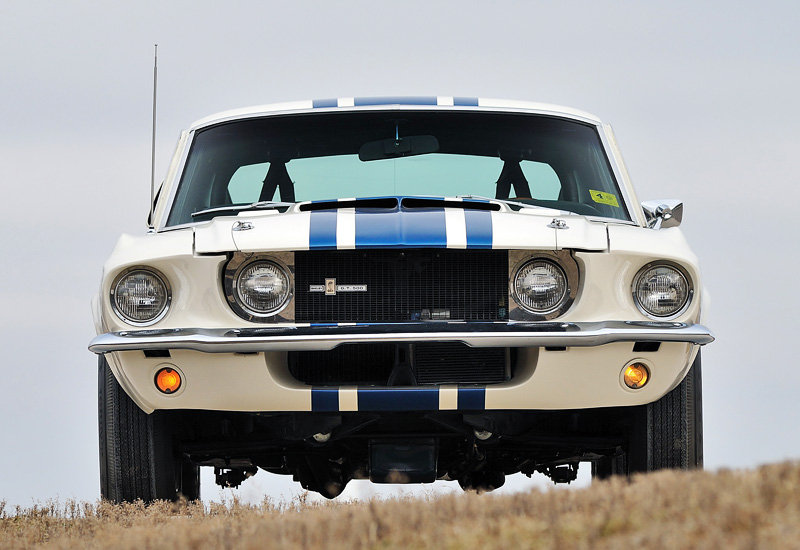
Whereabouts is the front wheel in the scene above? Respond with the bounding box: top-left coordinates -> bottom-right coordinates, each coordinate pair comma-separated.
98,356 -> 199,503
630,350 -> 703,471
594,351 -> 703,479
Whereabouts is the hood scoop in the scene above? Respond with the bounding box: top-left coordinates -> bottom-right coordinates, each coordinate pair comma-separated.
299,196 -> 501,213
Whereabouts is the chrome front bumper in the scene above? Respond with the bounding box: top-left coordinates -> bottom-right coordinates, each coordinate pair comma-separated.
89,321 -> 714,354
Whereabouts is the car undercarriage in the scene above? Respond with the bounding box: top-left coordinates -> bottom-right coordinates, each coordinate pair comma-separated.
167,405 -> 633,497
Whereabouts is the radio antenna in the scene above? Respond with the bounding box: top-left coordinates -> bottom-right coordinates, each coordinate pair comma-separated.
148,44 -> 158,231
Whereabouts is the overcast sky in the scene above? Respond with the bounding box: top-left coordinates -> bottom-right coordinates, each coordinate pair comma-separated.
1,1 -> 799,507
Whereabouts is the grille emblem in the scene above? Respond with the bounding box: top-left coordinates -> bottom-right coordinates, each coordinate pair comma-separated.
309,278 -> 368,295
325,278 -> 336,295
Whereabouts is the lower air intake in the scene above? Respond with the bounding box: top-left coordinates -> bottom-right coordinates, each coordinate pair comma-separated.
288,343 -> 511,386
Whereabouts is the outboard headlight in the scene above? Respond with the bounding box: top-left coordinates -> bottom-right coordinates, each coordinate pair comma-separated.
633,262 -> 692,318
111,267 -> 171,326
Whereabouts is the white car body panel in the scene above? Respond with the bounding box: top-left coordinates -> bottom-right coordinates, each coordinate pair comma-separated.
92,97 -> 714,499
92,97 -> 712,420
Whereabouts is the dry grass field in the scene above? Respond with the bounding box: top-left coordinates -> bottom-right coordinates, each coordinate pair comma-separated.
2,461 -> 799,549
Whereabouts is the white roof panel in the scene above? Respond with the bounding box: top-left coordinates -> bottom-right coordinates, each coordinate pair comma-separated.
188,96 -> 602,130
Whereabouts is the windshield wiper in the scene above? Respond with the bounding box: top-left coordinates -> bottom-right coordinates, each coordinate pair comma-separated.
191,201 -> 295,219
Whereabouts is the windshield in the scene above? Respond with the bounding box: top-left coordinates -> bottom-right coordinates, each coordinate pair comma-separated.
167,111 -> 629,226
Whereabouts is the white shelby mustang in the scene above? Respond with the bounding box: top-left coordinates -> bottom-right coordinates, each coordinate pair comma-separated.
90,96 -> 713,502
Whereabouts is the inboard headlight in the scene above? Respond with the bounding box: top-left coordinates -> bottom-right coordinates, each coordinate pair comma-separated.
633,263 -> 692,318
513,259 -> 568,314
234,260 -> 291,316
111,268 -> 171,326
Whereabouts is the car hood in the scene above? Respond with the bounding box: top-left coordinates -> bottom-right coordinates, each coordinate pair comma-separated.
193,198 -> 609,254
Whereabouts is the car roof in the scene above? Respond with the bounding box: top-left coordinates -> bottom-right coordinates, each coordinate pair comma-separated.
189,97 -> 603,131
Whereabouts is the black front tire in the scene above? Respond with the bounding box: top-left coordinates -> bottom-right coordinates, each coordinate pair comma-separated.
98,356 -> 199,503
593,351 -> 703,479
628,350 -> 704,472
591,452 -> 627,480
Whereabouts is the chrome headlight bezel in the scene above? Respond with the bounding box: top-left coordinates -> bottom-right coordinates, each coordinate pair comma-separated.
632,261 -> 694,320
224,254 -> 294,321
110,267 -> 171,326
509,251 -> 578,320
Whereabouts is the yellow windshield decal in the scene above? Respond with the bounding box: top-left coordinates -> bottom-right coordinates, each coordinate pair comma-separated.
590,190 -> 619,207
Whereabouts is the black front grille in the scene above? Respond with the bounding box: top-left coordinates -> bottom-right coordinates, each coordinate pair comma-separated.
288,343 -> 511,386
294,249 -> 508,323
289,344 -> 395,386
414,343 -> 509,384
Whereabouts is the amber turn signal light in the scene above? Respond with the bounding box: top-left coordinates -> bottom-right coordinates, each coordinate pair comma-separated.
155,367 -> 182,394
623,363 -> 650,389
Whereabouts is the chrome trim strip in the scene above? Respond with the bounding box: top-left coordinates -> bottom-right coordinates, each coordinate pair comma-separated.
89,321 -> 714,354
598,124 -> 639,225
156,128 -> 195,232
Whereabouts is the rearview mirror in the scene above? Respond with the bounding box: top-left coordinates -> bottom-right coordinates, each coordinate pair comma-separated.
359,135 -> 440,161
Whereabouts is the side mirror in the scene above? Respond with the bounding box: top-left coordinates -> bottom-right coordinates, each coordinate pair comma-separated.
641,199 -> 683,229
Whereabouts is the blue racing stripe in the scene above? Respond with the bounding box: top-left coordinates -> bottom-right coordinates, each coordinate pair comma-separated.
354,209 -> 400,248
464,209 -> 493,248
453,97 -> 479,106
312,388 -> 339,412
312,98 -> 338,108
402,209 -> 447,247
358,388 -> 439,411
457,387 -> 486,410
309,210 -> 338,249
354,209 -> 447,248
354,96 -> 438,106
